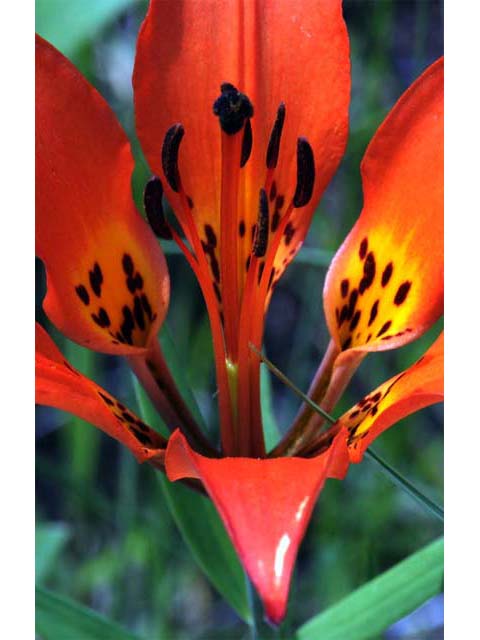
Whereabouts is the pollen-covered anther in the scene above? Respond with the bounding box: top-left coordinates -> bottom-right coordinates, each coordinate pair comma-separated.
266,103 -> 286,169
144,176 -> 173,240
213,82 -> 254,135
253,189 -> 269,258
293,137 -> 315,208
240,119 -> 253,168
162,123 -> 184,192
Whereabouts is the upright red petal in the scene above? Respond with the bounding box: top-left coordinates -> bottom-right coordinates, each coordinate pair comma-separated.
36,323 -> 166,462
36,35 -> 169,355
324,58 -> 443,354
338,332 -> 443,463
134,0 -> 350,289
165,428 -> 348,625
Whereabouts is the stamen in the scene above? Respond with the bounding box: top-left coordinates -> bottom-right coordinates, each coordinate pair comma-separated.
240,118 -> 253,168
266,103 -> 286,169
253,189 -> 269,258
293,137 -> 315,208
162,124 -> 184,192
213,83 -> 254,135
143,176 -> 173,240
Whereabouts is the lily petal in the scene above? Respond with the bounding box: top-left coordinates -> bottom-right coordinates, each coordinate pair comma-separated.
36,323 -> 167,462
338,332 -> 443,464
134,0 -> 350,288
36,35 -> 169,355
324,58 -> 443,354
165,428 -> 348,625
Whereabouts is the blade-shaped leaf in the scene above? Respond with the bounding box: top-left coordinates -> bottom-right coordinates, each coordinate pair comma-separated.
295,537 -> 443,640
35,586 -> 142,640
133,329 -> 251,623
36,523 -> 70,583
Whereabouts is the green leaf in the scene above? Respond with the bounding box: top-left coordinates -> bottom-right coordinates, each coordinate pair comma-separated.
35,0 -> 134,58
36,524 -> 70,582
295,537 -> 444,640
35,586 -> 142,640
132,330 -> 251,623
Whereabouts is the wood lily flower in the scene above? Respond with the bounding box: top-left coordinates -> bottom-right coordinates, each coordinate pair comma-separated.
35,0 -> 443,626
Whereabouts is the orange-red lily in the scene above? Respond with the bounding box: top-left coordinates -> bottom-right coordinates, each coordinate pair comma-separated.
36,0 -> 443,626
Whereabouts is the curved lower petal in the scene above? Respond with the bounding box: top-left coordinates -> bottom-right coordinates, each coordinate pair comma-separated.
324,58 -> 443,354
165,428 -> 348,625
36,35 -> 169,355
134,0 -> 350,290
338,333 -> 443,463
36,323 -> 166,462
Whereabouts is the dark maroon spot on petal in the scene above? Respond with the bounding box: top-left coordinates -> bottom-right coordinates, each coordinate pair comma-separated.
141,294 -> 153,321
394,281 -> 412,305
339,304 -> 349,327
347,289 -> 358,321
122,411 -> 135,423
266,103 -> 286,170
276,195 -> 285,211
116,401 -> 126,411
204,224 -> 217,248
245,256 -> 251,272
372,392 -> 382,402
239,220 -> 246,238
186,196 -> 194,209
349,310 -> 361,331
359,237 -> 368,260
349,410 -> 360,419
89,262 -> 103,297
210,253 -> 220,283
62,360 -> 79,375
269,180 -> 277,202
359,252 -> 376,294
271,211 -> 281,233
91,307 -> 110,328
357,397 -> 368,407
213,282 -> 222,303
75,284 -> 90,305
133,296 -> 146,330
366,333 -> 372,342
284,221 -> 295,246
98,392 -> 114,406
342,336 -> 352,350
370,406 -> 378,416
340,279 -> 349,298
130,427 -> 153,446
122,254 -> 134,276
368,300 -> 379,326
257,261 -> 265,284
381,262 -> 393,287
240,118 -> 253,167
135,419 -> 150,433
377,320 -> 392,337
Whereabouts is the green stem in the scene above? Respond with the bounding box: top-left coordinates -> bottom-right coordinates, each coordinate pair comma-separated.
365,448 -> 444,523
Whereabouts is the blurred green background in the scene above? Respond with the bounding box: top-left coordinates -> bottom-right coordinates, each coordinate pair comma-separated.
36,1 -> 444,638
